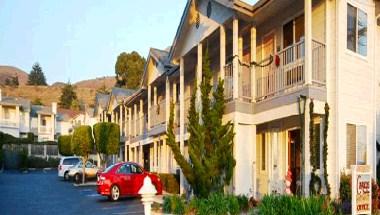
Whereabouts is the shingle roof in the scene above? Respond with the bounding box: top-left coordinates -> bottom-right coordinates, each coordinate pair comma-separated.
110,87 -> 136,103
31,105 -> 53,116
0,96 -> 31,111
150,48 -> 169,65
95,93 -> 111,110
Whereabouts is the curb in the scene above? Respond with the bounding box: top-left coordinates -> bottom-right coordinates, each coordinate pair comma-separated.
73,182 -> 97,187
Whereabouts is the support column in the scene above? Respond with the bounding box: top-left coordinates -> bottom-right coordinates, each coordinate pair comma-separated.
220,25 -> 226,80
148,85 -> 151,128
165,77 -> 170,126
134,104 -> 137,137
179,57 -> 185,194
303,98 -> 311,196
232,18 -> 239,99
251,26 -> 257,101
173,83 -> 177,103
153,140 -> 157,172
154,87 -> 157,106
196,43 -> 203,110
37,114 -> 41,135
119,105 -> 123,135
163,138 -> 168,173
0,105 -> 2,123
124,105 -> 127,137
140,144 -> 143,166
140,99 -> 144,134
304,0 -> 312,85
128,107 -> 132,138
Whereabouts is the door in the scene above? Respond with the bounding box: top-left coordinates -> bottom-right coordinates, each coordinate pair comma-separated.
288,129 -> 301,195
117,163 -> 133,195
256,133 -> 268,197
130,164 -> 145,194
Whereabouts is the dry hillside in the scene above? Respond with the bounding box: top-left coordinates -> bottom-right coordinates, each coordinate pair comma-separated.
0,66 -> 28,85
74,76 -> 115,89
1,85 -> 97,107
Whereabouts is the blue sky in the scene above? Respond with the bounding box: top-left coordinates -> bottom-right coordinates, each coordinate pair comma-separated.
0,0 -> 186,84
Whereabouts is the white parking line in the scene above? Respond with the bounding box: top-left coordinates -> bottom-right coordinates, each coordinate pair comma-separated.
112,211 -> 144,215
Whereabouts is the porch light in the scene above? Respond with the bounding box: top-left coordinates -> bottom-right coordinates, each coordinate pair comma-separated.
298,95 -> 307,115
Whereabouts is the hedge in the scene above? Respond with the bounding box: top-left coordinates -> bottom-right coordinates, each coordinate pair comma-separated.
58,135 -> 73,156
159,173 -> 180,194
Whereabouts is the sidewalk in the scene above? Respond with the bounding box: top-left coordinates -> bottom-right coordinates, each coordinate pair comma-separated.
73,181 -> 97,187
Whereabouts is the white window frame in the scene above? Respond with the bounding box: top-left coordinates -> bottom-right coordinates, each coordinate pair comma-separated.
346,2 -> 368,57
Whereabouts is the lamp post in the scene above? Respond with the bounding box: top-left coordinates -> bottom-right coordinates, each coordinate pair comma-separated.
298,95 -> 306,196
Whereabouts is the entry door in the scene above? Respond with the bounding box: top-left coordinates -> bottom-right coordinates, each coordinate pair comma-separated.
288,129 -> 301,194
143,145 -> 150,171
256,133 -> 269,197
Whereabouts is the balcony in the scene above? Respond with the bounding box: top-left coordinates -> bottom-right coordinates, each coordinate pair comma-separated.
224,62 -> 252,102
256,40 -> 326,101
0,119 -> 18,128
149,99 -> 166,127
39,126 -> 52,134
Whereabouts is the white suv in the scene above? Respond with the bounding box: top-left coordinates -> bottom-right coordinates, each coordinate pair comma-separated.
58,156 -> 81,180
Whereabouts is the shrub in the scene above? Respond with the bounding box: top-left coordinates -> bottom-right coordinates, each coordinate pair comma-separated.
236,194 -> 249,212
27,156 -> 59,168
159,173 -> 180,194
19,149 -> 28,170
339,173 -> 351,202
163,195 -> 185,215
257,195 -> 334,215
58,135 -> 73,156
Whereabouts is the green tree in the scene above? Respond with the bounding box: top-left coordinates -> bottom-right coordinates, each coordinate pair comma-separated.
58,135 -> 73,156
71,126 -> 94,184
96,83 -> 110,95
12,75 -> 19,86
32,98 -> 43,105
93,122 -> 120,167
166,50 -> 235,198
27,63 -> 47,86
115,51 -> 146,88
59,82 -> 77,109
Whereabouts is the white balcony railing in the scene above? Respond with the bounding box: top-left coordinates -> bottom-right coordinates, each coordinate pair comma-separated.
0,119 -> 18,128
150,99 -> 166,127
39,126 -> 52,133
256,40 -> 326,101
224,62 -> 252,101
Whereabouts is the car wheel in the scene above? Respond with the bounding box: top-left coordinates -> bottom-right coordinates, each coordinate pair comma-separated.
110,185 -> 120,201
74,173 -> 81,184
64,172 -> 69,181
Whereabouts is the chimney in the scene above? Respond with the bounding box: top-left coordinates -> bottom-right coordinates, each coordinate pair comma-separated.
52,102 -> 57,114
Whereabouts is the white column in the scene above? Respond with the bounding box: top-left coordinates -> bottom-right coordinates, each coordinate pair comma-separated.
153,87 -> 157,106
140,100 -> 144,134
232,18 -> 239,99
304,0 -> 312,85
120,105 -> 123,134
153,140 -> 157,172
251,26 -> 257,101
128,107 -> 132,137
165,77 -> 170,125
16,106 -> 20,127
134,104 -> 137,137
37,114 -> 41,134
163,138 -> 168,173
51,114 -> 55,140
148,85 -> 151,128
173,83 -> 177,103
124,105 -> 127,136
140,144 -> 143,166
220,25 -> 226,80
0,105 -> 2,123
179,57 -> 185,194
197,43 -> 203,109
303,98 -> 311,196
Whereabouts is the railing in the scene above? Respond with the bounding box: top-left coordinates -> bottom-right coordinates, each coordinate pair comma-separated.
0,119 -> 18,128
224,62 -> 252,101
224,63 -> 233,100
3,143 -> 59,158
150,99 -> 166,127
255,40 -> 326,101
184,97 -> 191,125
39,126 -> 52,133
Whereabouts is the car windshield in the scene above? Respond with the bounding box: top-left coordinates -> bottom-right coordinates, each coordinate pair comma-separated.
103,164 -> 116,173
62,158 -> 80,165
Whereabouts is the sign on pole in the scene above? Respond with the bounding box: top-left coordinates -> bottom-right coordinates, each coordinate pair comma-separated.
351,165 -> 371,215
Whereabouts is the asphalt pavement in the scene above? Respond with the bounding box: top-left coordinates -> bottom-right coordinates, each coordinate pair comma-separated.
0,170 -> 144,215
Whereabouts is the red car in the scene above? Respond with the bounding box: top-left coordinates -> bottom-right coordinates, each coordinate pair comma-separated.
97,162 -> 162,201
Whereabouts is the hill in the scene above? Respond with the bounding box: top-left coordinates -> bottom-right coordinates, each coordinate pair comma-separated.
0,66 -> 29,86
74,76 -> 115,89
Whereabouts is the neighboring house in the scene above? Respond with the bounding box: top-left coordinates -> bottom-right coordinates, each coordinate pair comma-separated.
93,93 -> 111,123
30,104 -> 57,142
118,0 -> 380,199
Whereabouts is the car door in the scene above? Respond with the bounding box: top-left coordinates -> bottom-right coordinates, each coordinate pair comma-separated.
130,164 -> 145,195
85,162 -> 96,178
116,164 -> 133,195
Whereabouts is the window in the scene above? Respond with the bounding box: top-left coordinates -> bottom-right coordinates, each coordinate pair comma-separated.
283,15 -> 305,48
347,4 -> 367,56
261,133 -> 266,171
117,164 -> 131,174
62,158 -> 80,165
42,118 -> 47,126
131,164 -> 143,174
346,124 -> 367,168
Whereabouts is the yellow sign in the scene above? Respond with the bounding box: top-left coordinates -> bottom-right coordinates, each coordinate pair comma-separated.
352,165 -> 371,215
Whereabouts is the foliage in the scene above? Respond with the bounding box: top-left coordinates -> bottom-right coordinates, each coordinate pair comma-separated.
163,195 -> 185,215
93,122 -> 120,167
5,75 -> 19,87
323,103 -> 331,196
18,149 -> 28,170
27,156 -> 60,168
257,195 -> 334,215
372,179 -> 379,214
236,195 -> 249,212
59,82 -> 78,109
96,83 -> 110,94
339,173 -> 351,202
58,135 -> 73,156
27,63 -> 47,86
115,51 -> 146,88
159,173 -> 180,194
309,172 -> 322,195
71,125 -> 94,183
32,98 -> 44,105
166,50 -> 235,198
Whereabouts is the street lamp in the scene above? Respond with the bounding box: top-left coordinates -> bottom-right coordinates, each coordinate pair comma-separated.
298,95 -> 306,196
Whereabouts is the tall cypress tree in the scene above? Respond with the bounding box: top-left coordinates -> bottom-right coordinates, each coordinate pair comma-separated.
166,50 -> 235,198
28,63 -> 47,86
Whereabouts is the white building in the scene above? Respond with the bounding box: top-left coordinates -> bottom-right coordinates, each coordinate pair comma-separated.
115,0 -> 380,199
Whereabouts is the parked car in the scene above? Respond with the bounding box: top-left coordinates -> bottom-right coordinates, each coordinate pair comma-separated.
97,162 -> 162,201
68,161 -> 99,183
58,156 -> 81,181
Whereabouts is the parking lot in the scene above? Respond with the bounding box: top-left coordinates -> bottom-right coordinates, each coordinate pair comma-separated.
0,170 -> 144,215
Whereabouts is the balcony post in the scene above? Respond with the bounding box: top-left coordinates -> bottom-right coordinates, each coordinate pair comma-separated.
124,105 -> 127,137
148,85 -> 151,128
196,42 -> 203,110
179,57 -> 185,194
251,26 -> 257,101
233,18 -> 239,99
140,99 -> 143,135
0,105 -> 2,124
154,87 -> 157,106
134,104 -> 137,137
37,114 -> 41,135
165,77 -> 170,126
172,82 -> 177,103
304,0 -> 312,85
128,107 -> 132,137
220,25 -> 226,80
16,106 -> 20,128
119,104 -> 123,135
